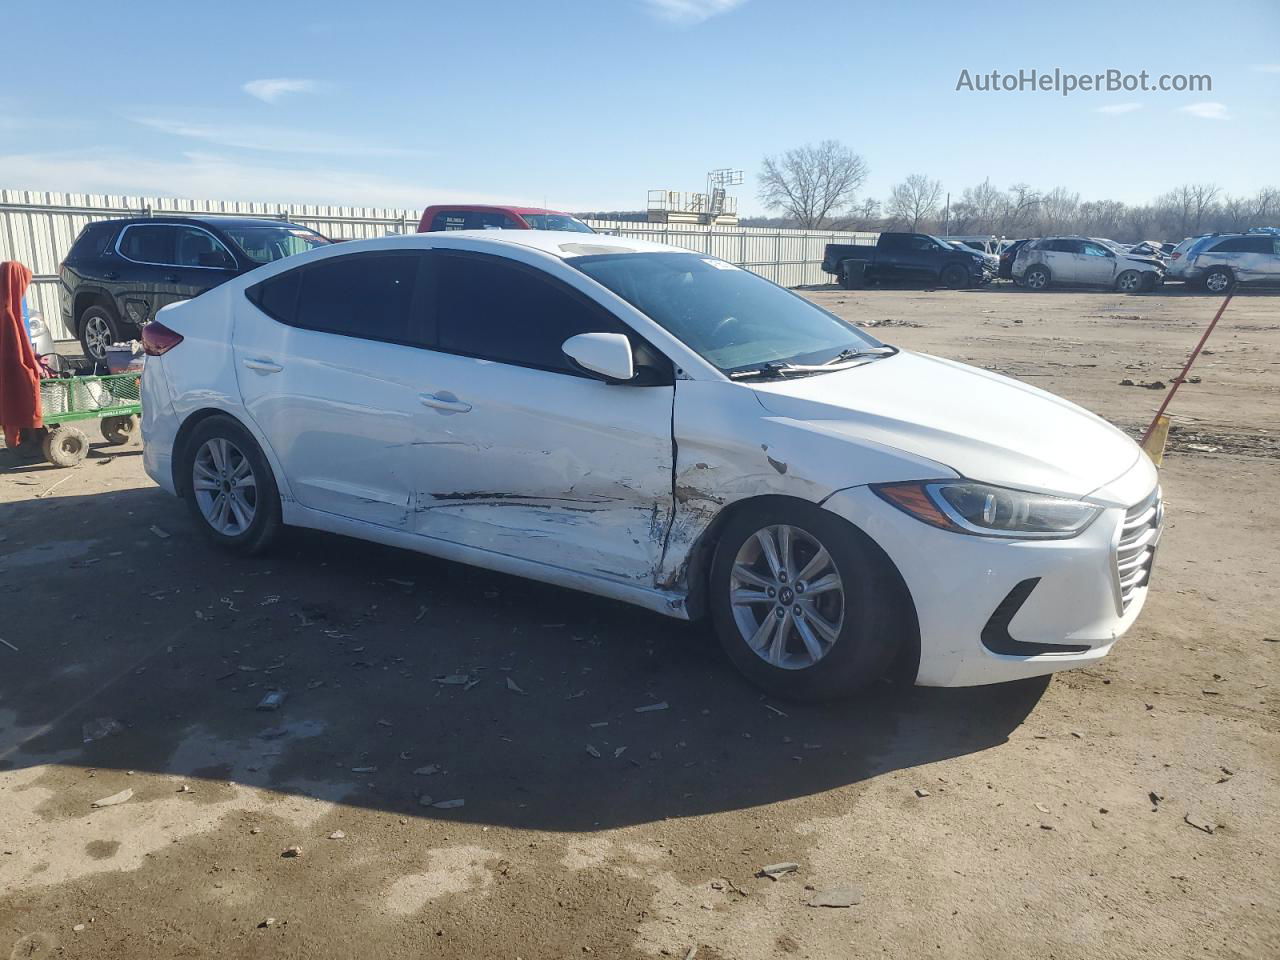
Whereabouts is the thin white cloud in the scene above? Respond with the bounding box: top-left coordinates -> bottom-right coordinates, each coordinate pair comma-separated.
242,78 -> 322,104
1178,101 -> 1229,120
1251,64 -> 1280,73
131,116 -> 415,158
1095,102 -> 1143,114
0,149 -> 535,210
642,0 -> 746,24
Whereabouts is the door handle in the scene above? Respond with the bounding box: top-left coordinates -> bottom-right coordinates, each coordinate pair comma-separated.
419,391 -> 471,414
243,358 -> 283,374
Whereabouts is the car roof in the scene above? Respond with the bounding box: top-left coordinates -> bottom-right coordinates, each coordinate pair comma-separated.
372,229 -> 676,260
421,205 -> 575,217
92,215 -> 317,232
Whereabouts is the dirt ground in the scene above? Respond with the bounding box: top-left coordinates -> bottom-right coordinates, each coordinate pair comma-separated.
1,284 -> 1276,960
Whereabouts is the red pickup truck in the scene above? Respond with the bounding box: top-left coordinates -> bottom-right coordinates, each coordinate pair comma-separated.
418,205 -> 594,234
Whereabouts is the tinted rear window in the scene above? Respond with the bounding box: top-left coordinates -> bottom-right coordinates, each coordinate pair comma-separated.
69,222 -> 118,259
296,253 -> 420,342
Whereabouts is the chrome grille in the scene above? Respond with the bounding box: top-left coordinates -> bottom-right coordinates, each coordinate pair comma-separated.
1115,487 -> 1162,611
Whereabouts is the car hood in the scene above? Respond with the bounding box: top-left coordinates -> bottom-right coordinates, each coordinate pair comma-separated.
749,351 -> 1142,500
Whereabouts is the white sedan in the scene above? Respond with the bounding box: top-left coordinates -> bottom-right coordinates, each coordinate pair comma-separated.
140,231 -> 1162,700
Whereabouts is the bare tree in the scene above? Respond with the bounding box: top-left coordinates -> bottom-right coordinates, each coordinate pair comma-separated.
1038,187 -> 1080,234
886,174 -> 943,231
758,140 -> 869,228
998,183 -> 1041,235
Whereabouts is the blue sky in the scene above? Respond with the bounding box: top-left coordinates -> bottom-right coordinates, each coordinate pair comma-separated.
2,0 -> 1277,214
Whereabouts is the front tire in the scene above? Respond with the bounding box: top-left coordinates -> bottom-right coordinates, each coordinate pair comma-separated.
1204,268 -> 1234,294
1023,266 -> 1051,291
709,500 -> 905,701
940,264 -> 969,289
1116,270 -> 1143,293
182,416 -> 282,555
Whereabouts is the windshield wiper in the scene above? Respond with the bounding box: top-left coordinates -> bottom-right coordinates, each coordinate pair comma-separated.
727,361 -> 805,380
821,346 -> 897,365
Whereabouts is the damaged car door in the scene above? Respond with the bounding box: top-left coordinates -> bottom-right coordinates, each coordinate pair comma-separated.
409,250 -> 676,586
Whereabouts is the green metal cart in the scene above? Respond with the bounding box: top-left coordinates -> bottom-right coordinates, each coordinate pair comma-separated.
27,372 -> 142,467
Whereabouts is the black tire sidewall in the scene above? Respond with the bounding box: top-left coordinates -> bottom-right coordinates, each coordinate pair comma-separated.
941,264 -> 968,288
182,416 -> 282,555
709,500 -> 902,701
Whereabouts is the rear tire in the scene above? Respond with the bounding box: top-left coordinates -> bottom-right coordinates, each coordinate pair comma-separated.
709,500 -> 905,701
838,260 -> 865,289
1023,266 -> 1051,291
42,425 -> 88,467
181,416 -> 282,555
78,306 -> 122,363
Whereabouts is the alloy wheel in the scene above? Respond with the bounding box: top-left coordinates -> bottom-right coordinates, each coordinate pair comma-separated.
729,524 -> 845,670
1206,271 -> 1231,293
192,437 -> 258,536
84,316 -> 112,359
1026,270 -> 1047,289
1117,271 -> 1141,292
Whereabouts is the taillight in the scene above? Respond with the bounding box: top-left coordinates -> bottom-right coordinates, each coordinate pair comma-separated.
1171,252 -> 1181,260
141,322 -> 184,356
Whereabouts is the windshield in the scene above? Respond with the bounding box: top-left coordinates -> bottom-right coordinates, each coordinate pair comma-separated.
521,214 -> 595,234
569,252 -> 881,374
221,224 -> 331,264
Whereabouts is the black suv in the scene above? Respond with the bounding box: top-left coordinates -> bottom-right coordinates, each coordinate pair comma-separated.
59,216 -> 331,361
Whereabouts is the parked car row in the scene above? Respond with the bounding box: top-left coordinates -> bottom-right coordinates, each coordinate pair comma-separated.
1165,228 -> 1280,292
822,232 -> 998,289
1011,236 -> 1166,292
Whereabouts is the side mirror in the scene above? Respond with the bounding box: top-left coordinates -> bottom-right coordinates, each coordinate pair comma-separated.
198,250 -> 234,268
562,332 -> 634,383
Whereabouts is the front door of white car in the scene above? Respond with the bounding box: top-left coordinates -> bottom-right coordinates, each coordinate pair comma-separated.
1077,241 -> 1119,285
405,251 -> 676,586
234,249 -> 431,529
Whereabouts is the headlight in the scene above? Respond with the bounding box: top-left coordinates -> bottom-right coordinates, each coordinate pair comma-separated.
27,312 -> 46,336
872,480 -> 1101,539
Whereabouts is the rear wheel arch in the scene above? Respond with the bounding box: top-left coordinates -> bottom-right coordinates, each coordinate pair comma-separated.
73,290 -> 118,335
172,409 -> 279,500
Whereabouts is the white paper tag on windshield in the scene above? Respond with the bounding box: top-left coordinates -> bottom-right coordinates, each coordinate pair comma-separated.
702,258 -> 740,270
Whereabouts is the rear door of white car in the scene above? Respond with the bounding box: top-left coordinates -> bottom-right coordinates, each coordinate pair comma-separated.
407,250 -> 677,587
234,249 -> 431,528
1038,239 -> 1080,282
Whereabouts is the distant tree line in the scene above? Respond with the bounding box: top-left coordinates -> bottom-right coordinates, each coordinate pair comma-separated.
749,141 -> 1279,243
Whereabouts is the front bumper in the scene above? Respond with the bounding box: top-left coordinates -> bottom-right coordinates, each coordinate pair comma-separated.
823,476 -> 1161,687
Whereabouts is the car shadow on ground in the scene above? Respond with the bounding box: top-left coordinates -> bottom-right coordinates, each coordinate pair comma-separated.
1,483 -> 1049,832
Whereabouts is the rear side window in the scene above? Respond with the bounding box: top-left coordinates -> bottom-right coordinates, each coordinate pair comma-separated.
435,253 -> 627,374
1210,236 -> 1273,254
431,212 -> 469,231
296,253 -> 421,342
118,224 -> 178,264
247,269 -> 301,322
246,252 -> 424,344
69,221 -> 117,260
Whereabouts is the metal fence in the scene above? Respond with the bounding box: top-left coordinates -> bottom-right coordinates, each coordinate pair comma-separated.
0,190 -> 877,341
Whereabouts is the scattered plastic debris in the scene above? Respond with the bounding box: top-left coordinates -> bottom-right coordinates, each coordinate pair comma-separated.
432,798 -> 465,809
91,788 -> 134,808
506,677 -> 527,695
256,691 -> 287,711
759,862 -> 799,879
281,846 -> 303,858
1184,813 -> 1216,834
634,701 -> 669,713
413,764 -> 441,776
328,830 -> 346,840
149,525 -> 170,539
585,744 -> 602,758
914,788 -> 930,798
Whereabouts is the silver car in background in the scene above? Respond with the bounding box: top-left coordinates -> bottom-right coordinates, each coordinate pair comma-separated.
1012,236 -> 1164,292
1177,230 -> 1280,292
